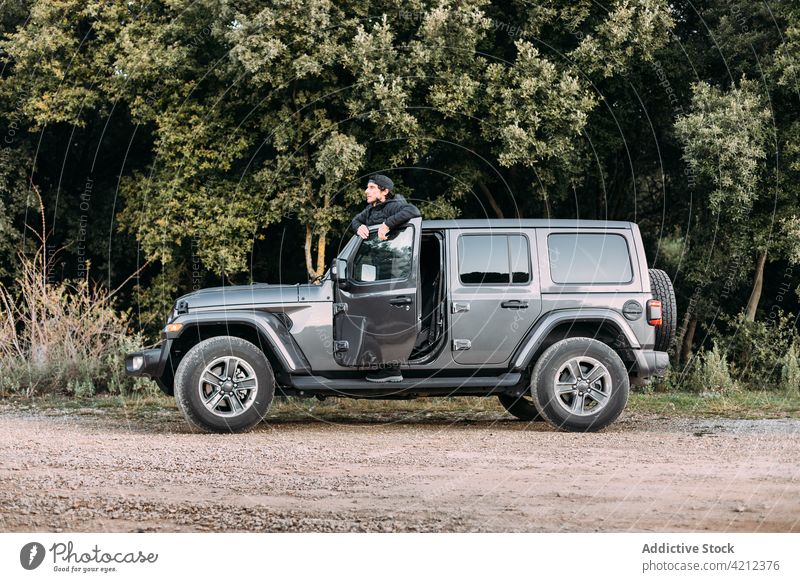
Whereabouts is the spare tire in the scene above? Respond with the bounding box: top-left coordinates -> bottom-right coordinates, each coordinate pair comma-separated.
649,269 -> 676,352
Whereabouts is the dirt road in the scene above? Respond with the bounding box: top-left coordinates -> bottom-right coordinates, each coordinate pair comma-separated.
1,403 -> 798,532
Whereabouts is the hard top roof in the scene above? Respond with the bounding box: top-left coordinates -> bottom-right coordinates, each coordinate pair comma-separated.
419,218 -> 633,229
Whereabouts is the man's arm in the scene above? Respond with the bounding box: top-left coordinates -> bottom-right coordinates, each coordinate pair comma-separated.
350,206 -> 370,232
383,200 -> 421,229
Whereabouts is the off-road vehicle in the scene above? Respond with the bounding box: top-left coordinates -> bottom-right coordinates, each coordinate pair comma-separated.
126,218 -> 675,433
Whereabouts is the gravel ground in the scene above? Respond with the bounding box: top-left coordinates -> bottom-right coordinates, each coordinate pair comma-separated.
1,404 -> 798,533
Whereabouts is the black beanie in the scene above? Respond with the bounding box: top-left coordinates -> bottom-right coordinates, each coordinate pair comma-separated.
368,174 -> 394,192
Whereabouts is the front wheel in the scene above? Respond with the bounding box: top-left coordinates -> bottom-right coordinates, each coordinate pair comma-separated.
174,336 -> 275,433
530,337 -> 629,432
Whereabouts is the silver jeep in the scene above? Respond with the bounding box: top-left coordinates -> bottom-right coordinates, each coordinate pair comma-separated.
126,218 -> 675,433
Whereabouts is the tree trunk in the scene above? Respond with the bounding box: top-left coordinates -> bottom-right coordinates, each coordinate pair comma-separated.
314,228 -> 328,279
541,188 -> 551,218
681,316 -> 697,365
311,192 -> 330,280
304,224 -> 314,279
745,249 -> 767,322
477,180 -> 504,218
674,309 -> 691,366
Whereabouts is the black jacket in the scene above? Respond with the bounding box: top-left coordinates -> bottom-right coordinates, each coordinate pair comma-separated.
350,195 -> 421,232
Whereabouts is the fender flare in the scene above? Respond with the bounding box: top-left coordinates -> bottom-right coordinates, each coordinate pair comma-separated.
511,309 -> 640,371
165,310 -> 311,374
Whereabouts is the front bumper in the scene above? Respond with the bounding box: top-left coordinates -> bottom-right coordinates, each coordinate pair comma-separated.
125,340 -> 172,379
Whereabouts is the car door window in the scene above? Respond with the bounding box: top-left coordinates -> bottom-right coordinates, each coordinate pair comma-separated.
352,227 -> 413,282
458,234 -> 530,285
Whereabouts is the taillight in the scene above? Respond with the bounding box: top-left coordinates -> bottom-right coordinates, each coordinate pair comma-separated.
647,299 -> 662,326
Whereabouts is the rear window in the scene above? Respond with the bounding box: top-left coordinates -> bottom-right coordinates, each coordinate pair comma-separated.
548,233 -> 633,284
458,235 -> 531,285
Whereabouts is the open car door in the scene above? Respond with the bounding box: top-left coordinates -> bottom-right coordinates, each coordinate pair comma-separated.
333,218 -> 422,367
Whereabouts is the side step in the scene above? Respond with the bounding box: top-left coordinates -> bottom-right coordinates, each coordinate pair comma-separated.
287,372 -> 522,395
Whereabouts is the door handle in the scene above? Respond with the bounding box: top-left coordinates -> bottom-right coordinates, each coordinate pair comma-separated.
389,296 -> 412,306
501,300 -> 529,309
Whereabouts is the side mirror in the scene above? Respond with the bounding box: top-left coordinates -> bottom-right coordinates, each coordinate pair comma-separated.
333,258 -> 349,287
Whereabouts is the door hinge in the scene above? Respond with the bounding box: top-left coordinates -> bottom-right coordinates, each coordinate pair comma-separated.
334,340 -> 349,352
333,302 -> 348,315
453,339 -> 472,351
452,302 -> 470,313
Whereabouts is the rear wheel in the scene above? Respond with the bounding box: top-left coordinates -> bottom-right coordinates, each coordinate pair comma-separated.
498,393 -> 542,421
530,337 -> 629,432
649,269 -> 676,352
174,336 -> 275,433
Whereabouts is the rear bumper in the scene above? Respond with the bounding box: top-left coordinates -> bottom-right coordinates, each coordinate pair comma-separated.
125,340 -> 172,379
632,349 -> 669,380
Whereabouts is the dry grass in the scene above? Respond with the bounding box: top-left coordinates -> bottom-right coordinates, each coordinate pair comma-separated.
0,246 -> 150,397
4,390 -> 799,424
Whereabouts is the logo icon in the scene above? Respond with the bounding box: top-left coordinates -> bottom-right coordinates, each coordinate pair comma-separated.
20,542 -> 46,570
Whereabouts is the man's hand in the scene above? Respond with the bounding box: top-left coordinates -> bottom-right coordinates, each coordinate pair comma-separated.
357,224 -> 369,239
377,223 -> 390,240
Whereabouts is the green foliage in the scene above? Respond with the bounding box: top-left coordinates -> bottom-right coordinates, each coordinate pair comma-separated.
0,0 -> 798,392
685,343 -> 739,394
571,0 -> 675,78
675,79 -> 771,221
780,341 -> 800,395
711,310 -> 800,388
483,41 -> 595,171
0,147 -> 33,277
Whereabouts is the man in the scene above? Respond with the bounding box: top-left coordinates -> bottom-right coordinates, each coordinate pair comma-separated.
351,174 -> 421,382
351,174 -> 420,241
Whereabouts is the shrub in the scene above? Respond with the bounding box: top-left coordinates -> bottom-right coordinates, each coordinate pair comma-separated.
779,341 -> 800,395
710,310 -> 799,389
684,343 -> 739,393
0,247 -> 153,397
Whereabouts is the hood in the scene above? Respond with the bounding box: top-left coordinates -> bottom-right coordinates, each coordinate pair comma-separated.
175,280 -> 332,311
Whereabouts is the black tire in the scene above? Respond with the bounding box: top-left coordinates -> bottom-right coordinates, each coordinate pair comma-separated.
497,393 -> 543,421
174,336 -> 275,433
649,268 -> 677,352
530,337 -> 629,432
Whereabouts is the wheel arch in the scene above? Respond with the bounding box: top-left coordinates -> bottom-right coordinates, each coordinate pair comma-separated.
166,311 -> 311,383
512,310 -> 640,372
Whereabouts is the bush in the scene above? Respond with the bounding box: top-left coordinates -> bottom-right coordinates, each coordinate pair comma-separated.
710,310 -> 799,389
780,341 -> 800,395
0,248 -> 154,397
684,343 -> 739,393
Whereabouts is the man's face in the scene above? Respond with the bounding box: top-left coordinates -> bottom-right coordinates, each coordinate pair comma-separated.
365,182 -> 388,204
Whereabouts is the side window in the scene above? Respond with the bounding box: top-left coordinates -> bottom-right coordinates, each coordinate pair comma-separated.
458,235 -> 531,285
352,227 -> 413,282
548,233 -> 633,284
